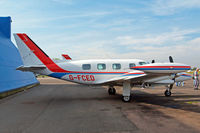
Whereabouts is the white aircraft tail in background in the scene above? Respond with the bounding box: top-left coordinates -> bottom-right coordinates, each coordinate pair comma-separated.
14,33 -> 192,102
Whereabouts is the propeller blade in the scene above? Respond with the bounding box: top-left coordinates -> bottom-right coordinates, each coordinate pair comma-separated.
152,60 -> 155,63
169,56 -> 174,63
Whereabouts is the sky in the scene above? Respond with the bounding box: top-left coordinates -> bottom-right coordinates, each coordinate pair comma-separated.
1,0 -> 200,67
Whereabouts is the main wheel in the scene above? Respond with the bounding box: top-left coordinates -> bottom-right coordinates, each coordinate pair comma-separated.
164,90 -> 171,97
108,88 -> 116,95
122,96 -> 131,102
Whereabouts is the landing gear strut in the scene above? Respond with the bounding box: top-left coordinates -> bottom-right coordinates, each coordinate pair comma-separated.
164,84 -> 173,97
108,87 -> 116,95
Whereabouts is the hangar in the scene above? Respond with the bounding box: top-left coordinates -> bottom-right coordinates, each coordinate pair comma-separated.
0,17 -> 38,96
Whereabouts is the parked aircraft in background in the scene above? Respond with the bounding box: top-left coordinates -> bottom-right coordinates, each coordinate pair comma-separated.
14,33 -> 191,102
62,54 -> 72,61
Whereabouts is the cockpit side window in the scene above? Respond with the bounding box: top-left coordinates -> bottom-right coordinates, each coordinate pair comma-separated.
129,63 -> 136,68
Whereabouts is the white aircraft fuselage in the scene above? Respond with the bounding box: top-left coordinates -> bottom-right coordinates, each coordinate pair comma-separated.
33,59 -> 191,86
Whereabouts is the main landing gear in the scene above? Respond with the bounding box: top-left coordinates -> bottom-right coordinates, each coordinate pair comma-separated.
122,81 -> 132,102
164,84 -> 173,97
108,81 -> 132,102
108,87 -> 116,95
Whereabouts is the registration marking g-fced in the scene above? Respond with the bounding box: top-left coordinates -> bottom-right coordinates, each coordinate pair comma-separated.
69,75 -> 95,81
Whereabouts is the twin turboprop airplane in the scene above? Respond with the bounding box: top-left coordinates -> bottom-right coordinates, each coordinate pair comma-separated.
14,33 -> 192,102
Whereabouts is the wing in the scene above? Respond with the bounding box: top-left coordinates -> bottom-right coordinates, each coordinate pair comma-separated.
105,71 -> 146,83
99,70 -> 173,86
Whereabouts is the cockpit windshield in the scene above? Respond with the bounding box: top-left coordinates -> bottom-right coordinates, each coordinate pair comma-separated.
139,62 -> 149,65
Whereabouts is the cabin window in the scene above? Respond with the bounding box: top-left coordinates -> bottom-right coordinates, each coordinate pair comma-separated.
129,63 -> 136,68
82,64 -> 91,70
139,62 -> 147,65
97,63 -> 106,70
112,63 -> 121,70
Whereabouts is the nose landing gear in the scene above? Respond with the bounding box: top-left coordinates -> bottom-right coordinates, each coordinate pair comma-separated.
164,89 -> 171,97
164,84 -> 173,97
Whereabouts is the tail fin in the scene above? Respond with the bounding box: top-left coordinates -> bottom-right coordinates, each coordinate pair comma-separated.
14,34 -> 40,66
14,33 -> 52,66
14,33 -> 67,72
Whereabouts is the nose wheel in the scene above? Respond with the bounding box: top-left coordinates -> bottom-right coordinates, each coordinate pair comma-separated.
164,90 -> 171,97
164,84 -> 173,97
108,87 -> 116,95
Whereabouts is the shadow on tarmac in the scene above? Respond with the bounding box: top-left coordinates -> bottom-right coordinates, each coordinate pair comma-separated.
39,83 -> 200,114
130,90 -> 200,113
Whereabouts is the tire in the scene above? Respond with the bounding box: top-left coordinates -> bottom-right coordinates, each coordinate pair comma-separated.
164,90 -> 171,97
122,96 -> 131,102
108,88 -> 116,95
112,88 -> 116,95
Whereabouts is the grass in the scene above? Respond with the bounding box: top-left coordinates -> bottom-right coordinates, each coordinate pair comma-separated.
36,75 -> 49,78
185,101 -> 200,104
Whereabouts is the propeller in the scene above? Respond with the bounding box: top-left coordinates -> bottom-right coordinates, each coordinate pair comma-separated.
151,60 -> 155,63
169,56 -> 176,85
169,56 -> 174,63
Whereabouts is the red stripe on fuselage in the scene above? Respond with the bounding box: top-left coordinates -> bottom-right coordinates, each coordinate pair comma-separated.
181,74 -> 191,76
131,66 -> 191,69
17,33 -> 68,72
124,72 -> 145,75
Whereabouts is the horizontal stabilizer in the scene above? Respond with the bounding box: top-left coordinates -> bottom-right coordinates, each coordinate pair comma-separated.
16,65 -> 46,71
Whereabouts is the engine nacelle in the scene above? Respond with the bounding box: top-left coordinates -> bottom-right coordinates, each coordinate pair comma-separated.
131,63 -> 191,74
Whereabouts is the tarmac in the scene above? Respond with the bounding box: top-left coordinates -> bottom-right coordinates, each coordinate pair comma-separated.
0,77 -> 200,133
